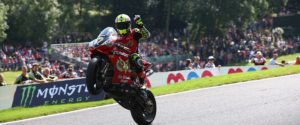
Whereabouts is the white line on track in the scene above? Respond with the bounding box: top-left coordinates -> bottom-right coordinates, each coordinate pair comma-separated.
2,73 -> 300,125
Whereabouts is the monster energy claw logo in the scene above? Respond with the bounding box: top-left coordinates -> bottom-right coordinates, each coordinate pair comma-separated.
20,86 -> 37,107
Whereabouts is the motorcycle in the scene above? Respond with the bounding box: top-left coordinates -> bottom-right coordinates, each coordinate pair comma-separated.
86,27 -> 156,125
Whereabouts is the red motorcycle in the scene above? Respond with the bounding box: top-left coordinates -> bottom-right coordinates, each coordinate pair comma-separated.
86,27 -> 156,125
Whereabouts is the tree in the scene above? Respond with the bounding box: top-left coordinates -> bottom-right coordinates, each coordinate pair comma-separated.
181,0 -> 270,40
56,0 -> 111,39
268,0 -> 289,13
3,0 -> 61,45
0,0 -> 280,45
0,3 -> 9,42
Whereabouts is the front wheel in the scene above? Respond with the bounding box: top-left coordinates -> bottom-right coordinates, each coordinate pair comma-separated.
114,98 -> 131,110
86,57 -> 104,95
130,90 -> 156,125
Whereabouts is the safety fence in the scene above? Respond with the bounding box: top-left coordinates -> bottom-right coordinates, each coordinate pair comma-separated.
0,65 -> 279,110
50,42 -> 192,65
50,43 -> 89,68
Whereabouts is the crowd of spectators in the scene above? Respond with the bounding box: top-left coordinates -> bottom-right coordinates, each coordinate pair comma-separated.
50,17 -> 300,72
54,32 -> 93,44
52,43 -> 90,65
0,43 -> 86,85
139,29 -> 185,57
13,62 -> 83,85
0,44 -> 48,71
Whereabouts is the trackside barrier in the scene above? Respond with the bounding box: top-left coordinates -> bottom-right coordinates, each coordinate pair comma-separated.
0,65 -> 279,110
11,78 -> 106,108
0,85 -> 17,110
145,65 -> 279,88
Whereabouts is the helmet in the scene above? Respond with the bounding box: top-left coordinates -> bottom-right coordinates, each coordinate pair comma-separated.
115,14 -> 131,36
208,56 -> 215,60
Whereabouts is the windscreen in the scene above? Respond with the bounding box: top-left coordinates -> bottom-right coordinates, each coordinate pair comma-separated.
89,27 -> 117,48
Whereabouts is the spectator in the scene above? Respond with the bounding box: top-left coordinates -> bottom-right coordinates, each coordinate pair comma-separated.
192,56 -> 201,69
281,60 -> 289,66
269,53 -> 283,66
54,70 -> 62,79
251,51 -> 266,65
42,68 -> 58,82
29,63 -> 47,83
42,59 -> 51,68
0,73 -> 6,86
78,69 -> 85,77
15,66 -> 31,84
205,56 -> 216,68
185,59 -> 193,70
60,64 -> 78,79
295,56 -> 300,65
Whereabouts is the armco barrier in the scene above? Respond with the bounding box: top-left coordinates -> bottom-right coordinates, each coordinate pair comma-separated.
146,65 -> 279,88
12,78 -> 106,107
0,85 -> 17,110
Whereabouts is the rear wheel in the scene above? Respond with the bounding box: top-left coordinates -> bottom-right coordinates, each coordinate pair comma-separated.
86,57 -> 104,95
130,90 -> 156,125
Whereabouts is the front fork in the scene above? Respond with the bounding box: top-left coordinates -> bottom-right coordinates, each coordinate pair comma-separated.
96,58 -> 110,87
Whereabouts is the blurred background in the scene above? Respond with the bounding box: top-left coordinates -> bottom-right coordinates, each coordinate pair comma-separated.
0,0 -> 300,84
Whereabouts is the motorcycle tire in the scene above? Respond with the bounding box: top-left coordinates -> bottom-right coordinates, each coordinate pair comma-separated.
86,57 -> 104,95
130,90 -> 156,125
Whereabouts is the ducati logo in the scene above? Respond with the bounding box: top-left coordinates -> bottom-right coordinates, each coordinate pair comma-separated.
116,58 -> 129,72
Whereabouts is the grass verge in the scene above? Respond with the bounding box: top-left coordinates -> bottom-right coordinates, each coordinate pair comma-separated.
1,65 -> 300,122
0,99 -> 115,123
2,71 -> 21,85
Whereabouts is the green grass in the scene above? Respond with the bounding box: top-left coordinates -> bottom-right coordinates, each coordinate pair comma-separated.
2,71 -> 21,85
229,53 -> 300,66
1,65 -> 300,123
277,53 -> 300,63
0,99 -> 115,122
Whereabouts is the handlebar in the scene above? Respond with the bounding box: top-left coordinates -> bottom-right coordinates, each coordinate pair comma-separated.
114,43 -> 131,53
111,50 -> 129,57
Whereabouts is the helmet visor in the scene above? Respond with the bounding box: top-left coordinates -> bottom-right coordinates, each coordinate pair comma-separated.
118,29 -> 128,35
116,22 -> 130,30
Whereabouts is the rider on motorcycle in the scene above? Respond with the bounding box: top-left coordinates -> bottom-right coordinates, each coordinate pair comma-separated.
114,14 -> 151,86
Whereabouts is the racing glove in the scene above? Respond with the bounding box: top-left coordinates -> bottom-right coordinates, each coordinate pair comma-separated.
134,15 -> 144,28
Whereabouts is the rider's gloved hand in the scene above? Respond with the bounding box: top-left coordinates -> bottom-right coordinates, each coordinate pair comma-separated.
134,15 -> 143,28
130,53 -> 144,71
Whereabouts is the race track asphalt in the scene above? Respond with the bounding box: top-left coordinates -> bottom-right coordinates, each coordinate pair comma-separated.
3,74 -> 300,125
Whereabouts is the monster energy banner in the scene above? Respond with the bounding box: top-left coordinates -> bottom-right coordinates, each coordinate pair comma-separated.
12,78 -> 106,107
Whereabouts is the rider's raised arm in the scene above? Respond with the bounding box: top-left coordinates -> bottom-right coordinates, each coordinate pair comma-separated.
133,15 -> 150,40
133,26 -> 150,40
140,26 -> 151,39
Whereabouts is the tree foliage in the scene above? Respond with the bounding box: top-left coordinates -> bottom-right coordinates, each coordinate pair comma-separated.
0,3 -> 8,42
0,0 -> 292,45
184,0 -> 270,39
2,0 -> 61,45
